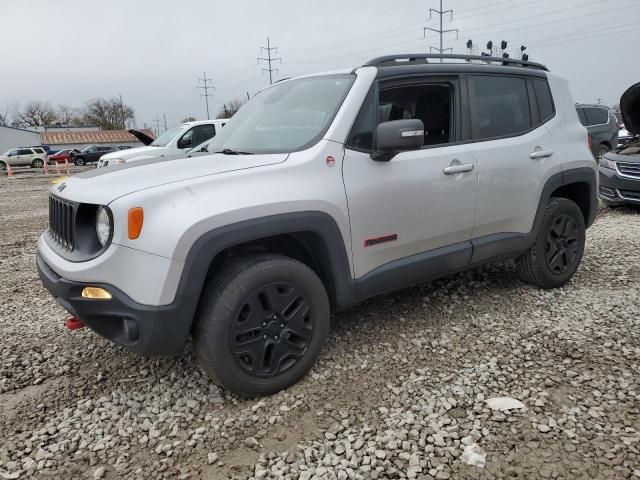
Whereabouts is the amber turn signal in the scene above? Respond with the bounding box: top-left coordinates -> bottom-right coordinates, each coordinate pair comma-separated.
81,287 -> 112,300
128,207 -> 144,240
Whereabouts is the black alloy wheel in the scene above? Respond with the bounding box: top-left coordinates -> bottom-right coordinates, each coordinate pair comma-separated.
545,214 -> 580,274
231,282 -> 313,378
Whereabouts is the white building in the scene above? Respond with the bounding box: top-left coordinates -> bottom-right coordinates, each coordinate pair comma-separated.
0,125 -> 41,153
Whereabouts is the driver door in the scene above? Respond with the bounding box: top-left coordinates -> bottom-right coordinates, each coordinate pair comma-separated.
342,76 -> 477,282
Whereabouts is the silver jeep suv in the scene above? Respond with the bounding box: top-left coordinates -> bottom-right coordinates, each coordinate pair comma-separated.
37,54 -> 597,396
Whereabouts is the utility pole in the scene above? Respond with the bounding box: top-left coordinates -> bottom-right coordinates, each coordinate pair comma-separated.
258,37 -> 282,84
150,117 -> 163,136
163,113 -> 168,131
597,98 -> 603,105
119,94 -> 126,129
197,72 -> 214,120
424,0 -> 458,62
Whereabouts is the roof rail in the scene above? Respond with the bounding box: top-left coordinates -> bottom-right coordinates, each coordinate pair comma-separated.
364,54 -> 548,71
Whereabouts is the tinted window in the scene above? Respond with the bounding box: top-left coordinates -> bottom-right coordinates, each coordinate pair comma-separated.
192,124 -> 216,146
347,90 -> 375,151
18,149 -> 33,155
576,108 -> 588,126
585,107 -> 609,126
532,79 -> 554,122
470,76 -> 532,140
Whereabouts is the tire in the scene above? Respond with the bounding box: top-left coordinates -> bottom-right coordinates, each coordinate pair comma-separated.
194,254 -> 330,397
0,161 -> 6,171
74,157 -> 85,166
516,197 -> 586,289
31,158 -> 44,168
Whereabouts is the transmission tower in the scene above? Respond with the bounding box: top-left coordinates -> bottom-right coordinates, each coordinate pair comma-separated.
258,37 -> 282,85
424,0 -> 458,62
197,72 -> 215,120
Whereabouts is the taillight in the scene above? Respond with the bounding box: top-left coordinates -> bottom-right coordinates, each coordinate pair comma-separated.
588,133 -> 593,151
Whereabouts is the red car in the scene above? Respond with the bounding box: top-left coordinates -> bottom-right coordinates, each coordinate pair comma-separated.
47,149 -> 76,164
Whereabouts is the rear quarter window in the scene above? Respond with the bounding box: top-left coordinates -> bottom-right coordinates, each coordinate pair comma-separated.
469,75 -> 532,140
585,107 -> 609,126
532,79 -> 555,123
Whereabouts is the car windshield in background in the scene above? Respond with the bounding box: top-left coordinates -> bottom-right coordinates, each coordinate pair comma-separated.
151,125 -> 185,147
207,75 -> 355,154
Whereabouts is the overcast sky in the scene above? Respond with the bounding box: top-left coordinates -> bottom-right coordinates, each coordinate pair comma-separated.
1,0 -> 637,131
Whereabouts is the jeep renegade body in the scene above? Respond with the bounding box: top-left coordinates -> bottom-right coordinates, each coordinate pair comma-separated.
37,54 -> 597,396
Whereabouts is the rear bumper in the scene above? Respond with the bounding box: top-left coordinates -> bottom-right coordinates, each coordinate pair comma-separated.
37,252 -> 197,356
599,165 -> 640,205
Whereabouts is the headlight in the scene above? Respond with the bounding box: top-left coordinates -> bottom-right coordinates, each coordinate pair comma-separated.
599,158 -> 617,170
96,206 -> 112,247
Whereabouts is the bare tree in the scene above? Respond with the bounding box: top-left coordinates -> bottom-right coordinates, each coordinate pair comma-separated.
18,101 -> 58,127
181,116 -> 197,123
216,99 -> 245,119
56,105 -> 76,126
82,97 -> 135,130
0,105 -> 10,127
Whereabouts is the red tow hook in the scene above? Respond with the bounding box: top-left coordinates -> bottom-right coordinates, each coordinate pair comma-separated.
64,317 -> 86,330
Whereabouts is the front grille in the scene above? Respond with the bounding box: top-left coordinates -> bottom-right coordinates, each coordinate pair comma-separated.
599,186 -> 617,199
618,190 -> 640,201
48,195 -> 75,251
616,161 -> 640,179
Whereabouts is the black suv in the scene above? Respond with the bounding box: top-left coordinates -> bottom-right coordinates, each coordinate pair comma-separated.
71,145 -> 119,166
576,104 -> 619,158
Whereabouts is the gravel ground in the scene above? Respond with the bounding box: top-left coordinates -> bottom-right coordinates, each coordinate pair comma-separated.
0,176 -> 639,480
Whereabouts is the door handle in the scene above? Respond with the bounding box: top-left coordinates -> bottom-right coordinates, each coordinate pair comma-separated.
443,163 -> 474,175
530,149 -> 554,159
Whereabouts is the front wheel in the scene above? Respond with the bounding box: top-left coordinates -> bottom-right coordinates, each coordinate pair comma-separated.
194,254 -> 330,397
516,198 -> 586,289
74,157 -> 85,166
31,158 -> 44,168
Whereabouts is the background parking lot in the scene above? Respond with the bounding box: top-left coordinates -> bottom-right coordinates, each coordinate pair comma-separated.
1,177 -> 639,479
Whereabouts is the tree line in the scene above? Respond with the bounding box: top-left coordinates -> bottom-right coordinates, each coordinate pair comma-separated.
0,98 -> 135,130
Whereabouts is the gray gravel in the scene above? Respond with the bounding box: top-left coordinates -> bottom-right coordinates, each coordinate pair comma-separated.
0,176 -> 639,479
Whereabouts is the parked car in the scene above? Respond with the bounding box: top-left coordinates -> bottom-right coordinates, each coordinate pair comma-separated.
97,120 -> 226,167
0,147 -> 48,169
47,149 -> 75,164
599,82 -> 640,207
70,145 -> 119,166
37,54 -> 596,396
575,104 -> 619,158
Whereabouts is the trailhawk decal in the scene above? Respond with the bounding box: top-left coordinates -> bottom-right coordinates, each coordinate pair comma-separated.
364,234 -> 398,248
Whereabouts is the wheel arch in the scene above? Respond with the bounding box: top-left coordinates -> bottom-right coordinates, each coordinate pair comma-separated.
175,212 -> 356,315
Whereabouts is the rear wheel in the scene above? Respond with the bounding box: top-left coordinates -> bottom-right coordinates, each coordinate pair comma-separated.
74,157 -> 85,166
31,158 -> 44,168
194,254 -> 330,397
516,198 -> 585,289
0,161 -> 6,171
596,144 -> 611,159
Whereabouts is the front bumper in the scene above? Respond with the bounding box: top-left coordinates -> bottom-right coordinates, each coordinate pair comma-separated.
37,252 -> 197,356
598,165 -> 640,205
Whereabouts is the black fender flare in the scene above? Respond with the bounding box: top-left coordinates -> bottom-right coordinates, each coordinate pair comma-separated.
174,211 -> 356,312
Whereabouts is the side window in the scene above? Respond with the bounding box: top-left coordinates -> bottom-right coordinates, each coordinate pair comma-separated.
18,149 -> 33,155
7,150 -> 18,157
532,79 -> 555,123
470,75 -> 532,140
576,108 -> 589,126
178,129 -> 194,148
586,108 -> 608,126
192,124 -> 216,146
347,82 -> 456,151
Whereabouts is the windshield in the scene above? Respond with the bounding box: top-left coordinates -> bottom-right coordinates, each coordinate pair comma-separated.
151,125 -> 187,147
207,75 -> 355,154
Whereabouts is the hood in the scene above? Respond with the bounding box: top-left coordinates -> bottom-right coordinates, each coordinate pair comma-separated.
620,82 -> 640,135
100,144 -> 168,161
51,153 -> 288,205
129,128 -> 156,145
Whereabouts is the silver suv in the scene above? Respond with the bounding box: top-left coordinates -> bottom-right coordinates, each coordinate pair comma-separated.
37,54 -> 597,396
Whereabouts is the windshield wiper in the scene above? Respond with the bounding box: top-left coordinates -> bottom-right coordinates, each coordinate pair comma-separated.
214,148 -> 254,155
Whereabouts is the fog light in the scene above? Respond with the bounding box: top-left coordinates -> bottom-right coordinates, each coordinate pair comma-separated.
82,287 -> 112,300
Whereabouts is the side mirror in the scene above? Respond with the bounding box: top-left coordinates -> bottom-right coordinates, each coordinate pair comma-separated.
371,119 -> 424,161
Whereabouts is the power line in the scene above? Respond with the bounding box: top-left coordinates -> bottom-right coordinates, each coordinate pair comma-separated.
257,37 -> 282,85
197,72 -> 215,120
425,0 -> 459,59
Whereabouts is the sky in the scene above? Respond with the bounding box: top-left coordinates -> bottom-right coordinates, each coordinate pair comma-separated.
1,0 -> 638,132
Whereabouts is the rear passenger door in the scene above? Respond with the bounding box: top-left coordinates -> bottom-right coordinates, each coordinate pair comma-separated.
470,74 -> 562,241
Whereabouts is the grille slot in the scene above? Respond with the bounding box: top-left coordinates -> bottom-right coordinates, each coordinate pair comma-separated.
48,195 -> 75,251
618,190 -> 640,201
616,161 -> 640,179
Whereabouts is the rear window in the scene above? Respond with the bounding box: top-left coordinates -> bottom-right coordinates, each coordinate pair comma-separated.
585,107 -> 609,126
532,79 -> 555,123
470,76 -> 532,140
